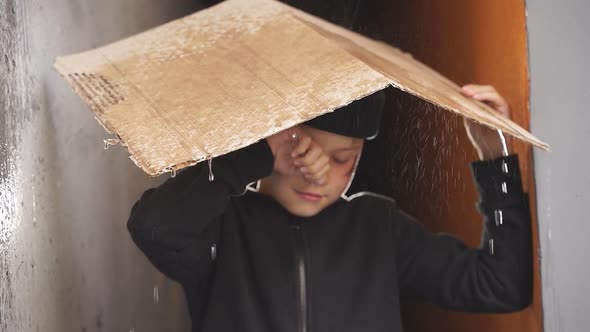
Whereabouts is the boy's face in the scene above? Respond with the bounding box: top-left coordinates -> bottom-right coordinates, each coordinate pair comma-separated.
260,126 -> 364,217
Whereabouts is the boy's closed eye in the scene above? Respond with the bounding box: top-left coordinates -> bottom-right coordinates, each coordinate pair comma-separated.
331,151 -> 357,165
332,157 -> 349,164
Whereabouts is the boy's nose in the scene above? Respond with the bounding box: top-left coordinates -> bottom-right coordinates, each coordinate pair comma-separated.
301,171 -> 330,186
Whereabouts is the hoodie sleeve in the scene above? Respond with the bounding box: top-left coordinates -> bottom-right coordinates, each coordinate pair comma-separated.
394,154 -> 533,312
127,140 -> 274,285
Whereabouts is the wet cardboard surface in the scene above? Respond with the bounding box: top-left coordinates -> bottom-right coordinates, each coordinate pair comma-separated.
54,0 -> 549,176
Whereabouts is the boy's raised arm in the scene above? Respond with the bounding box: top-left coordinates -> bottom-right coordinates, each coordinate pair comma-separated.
394,154 -> 533,312
126,140 -> 274,285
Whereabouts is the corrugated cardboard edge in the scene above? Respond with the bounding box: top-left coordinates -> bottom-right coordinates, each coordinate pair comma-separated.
53,57 -> 152,174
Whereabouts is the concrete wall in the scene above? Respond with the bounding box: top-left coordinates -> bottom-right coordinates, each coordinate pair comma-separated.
1,1 -> 199,331
527,0 -> 590,331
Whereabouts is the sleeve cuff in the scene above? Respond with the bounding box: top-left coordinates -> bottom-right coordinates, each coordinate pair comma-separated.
212,139 -> 275,194
470,154 -> 524,203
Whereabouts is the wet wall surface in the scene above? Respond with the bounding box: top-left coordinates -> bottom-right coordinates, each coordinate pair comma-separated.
1,1 -> 198,331
1,1 -> 28,330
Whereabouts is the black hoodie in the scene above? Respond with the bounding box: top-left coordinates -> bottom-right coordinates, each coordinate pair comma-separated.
127,139 -> 532,332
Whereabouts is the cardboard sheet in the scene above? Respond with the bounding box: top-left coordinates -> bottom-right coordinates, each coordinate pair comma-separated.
54,0 -> 549,176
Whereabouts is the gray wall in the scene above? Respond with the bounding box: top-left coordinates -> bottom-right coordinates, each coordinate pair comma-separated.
1,1 -> 199,331
527,0 -> 590,331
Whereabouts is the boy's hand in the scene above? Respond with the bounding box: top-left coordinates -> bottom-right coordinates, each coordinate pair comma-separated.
290,133 -> 330,185
461,84 -> 513,160
265,129 -> 297,175
266,128 -> 330,185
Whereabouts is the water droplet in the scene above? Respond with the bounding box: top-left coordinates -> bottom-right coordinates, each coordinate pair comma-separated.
153,285 -> 159,303
208,157 -> 214,181
103,138 -> 120,150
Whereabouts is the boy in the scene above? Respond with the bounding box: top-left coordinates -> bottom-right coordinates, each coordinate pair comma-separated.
127,84 -> 532,332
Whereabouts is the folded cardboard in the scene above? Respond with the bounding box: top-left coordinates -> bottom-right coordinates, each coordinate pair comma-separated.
54,0 -> 549,176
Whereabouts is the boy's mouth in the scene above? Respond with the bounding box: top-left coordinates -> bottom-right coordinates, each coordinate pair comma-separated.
294,189 -> 323,202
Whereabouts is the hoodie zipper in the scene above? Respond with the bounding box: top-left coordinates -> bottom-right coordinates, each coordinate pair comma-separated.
291,220 -> 309,332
